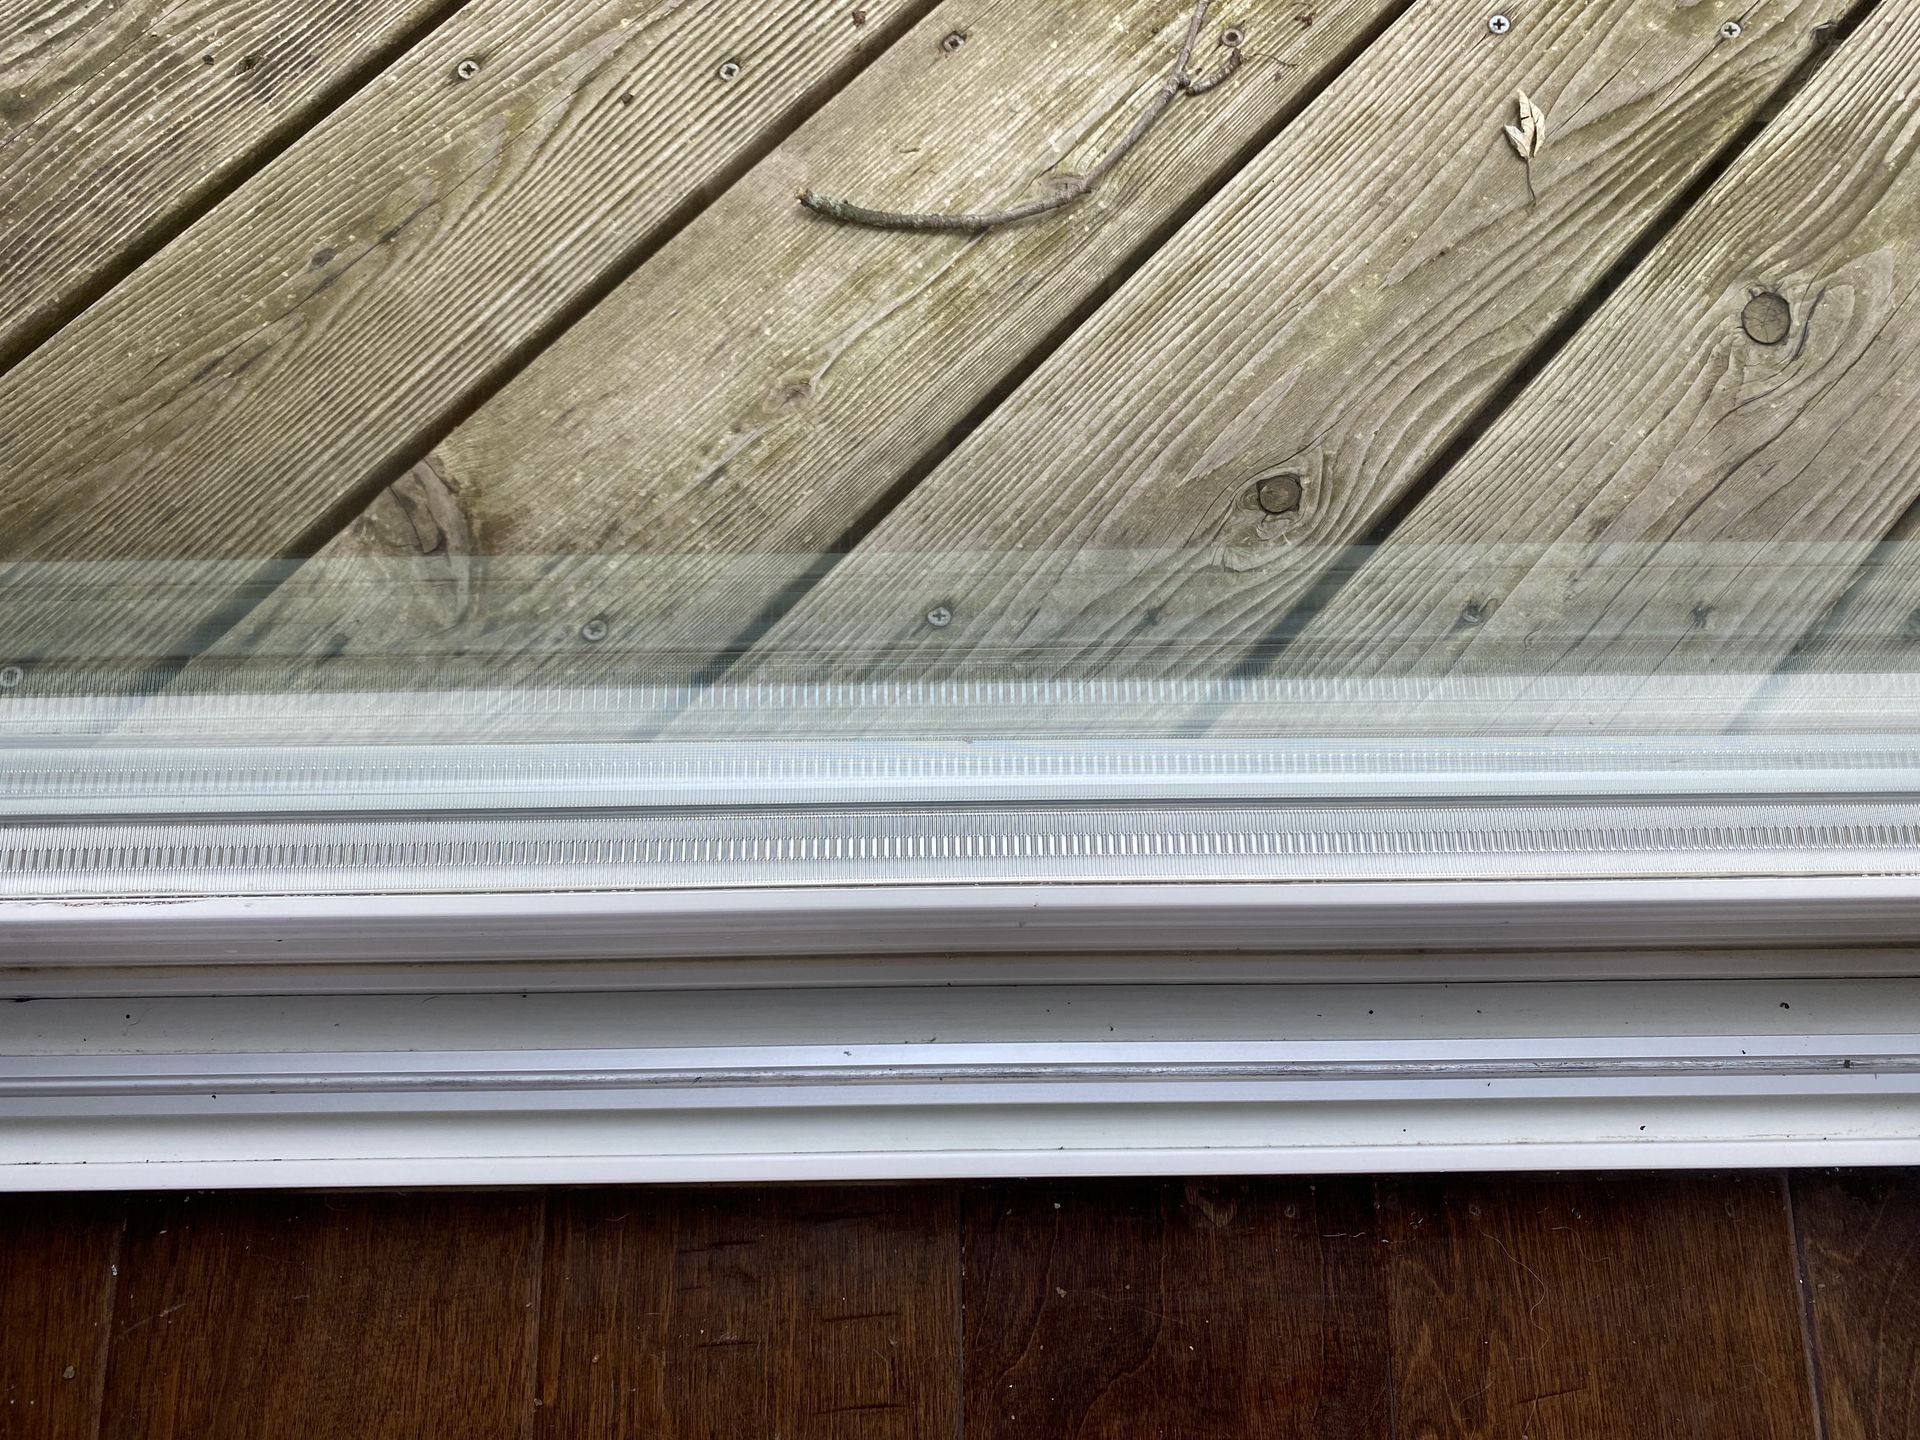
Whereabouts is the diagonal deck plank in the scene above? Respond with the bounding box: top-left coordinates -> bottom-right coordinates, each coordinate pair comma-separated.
167,0 -> 1403,697
1740,513 -> 1920,729
0,0 -> 456,372
0,0 -> 930,690
705,0 -> 1854,718
1245,0 -> 1920,737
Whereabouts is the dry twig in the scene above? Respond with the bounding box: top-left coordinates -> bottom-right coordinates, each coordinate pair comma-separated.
797,0 -> 1245,233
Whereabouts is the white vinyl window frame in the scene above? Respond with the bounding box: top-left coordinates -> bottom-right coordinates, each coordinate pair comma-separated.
5,877 -> 1920,1189
6,674 -> 1920,1188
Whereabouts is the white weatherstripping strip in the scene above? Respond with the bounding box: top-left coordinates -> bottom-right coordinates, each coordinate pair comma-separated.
3,980 -> 1917,1188
8,798 -> 1920,899
11,733 -> 1920,817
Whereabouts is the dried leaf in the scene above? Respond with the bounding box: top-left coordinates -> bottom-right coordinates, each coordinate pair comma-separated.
1505,90 -> 1546,158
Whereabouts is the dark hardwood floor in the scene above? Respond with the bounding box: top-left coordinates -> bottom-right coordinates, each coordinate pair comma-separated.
2,1172 -> 1914,1438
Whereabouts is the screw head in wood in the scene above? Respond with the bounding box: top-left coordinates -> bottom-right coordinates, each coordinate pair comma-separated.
1487,13 -> 1511,33
940,30 -> 968,53
1220,26 -> 1245,47
717,59 -> 742,80
1719,19 -> 1742,37
1741,290 -> 1792,344
453,57 -> 481,80
580,617 -> 610,643
925,605 -> 954,629
0,664 -> 21,690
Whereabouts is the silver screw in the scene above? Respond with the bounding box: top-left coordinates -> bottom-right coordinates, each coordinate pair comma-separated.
1719,18 -> 1742,37
1220,26 -> 1245,47
580,618 -> 610,643
1487,13 -> 1511,32
0,664 -> 21,690
717,58 -> 742,80
940,30 -> 967,53
925,605 -> 953,629
453,57 -> 481,80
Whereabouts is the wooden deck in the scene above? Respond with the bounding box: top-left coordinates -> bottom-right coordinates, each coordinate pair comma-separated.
2,0 -> 1916,721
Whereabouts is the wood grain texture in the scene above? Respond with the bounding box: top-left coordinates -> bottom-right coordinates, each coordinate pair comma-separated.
0,0 -> 453,369
1793,1169 -> 1920,1440
98,1191 -> 542,1440
711,0 -> 1849,707
176,0 -> 1401,697
1383,1172 -> 1815,1440
1256,0 -> 1920,736
1740,513 -> 1920,734
0,0 -> 926,684
963,1178 -> 1389,1439
537,1185 -> 957,1439
0,1194 -> 122,1440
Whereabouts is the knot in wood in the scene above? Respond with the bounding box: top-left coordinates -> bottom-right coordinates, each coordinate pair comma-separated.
1254,472 -> 1304,516
1741,291 -> 1792,345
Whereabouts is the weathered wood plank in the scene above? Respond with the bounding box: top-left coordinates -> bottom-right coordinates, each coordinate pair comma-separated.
1740,517 -> 1920,731
1250,0 -> 1920,736
538,1186 -> 958,1439
0,0 -> 456,371
708,0 -> 1853,715
963,1179 -> 1389,1439
1384,1172 -> 1817,1440
169,0 -> 1402,698
0,0 -> 929,691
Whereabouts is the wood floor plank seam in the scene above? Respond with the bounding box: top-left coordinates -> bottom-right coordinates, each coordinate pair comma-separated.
1785,1172 -> 1836,1440
951,1184 -> 966,1440
1372,1175 -> 1402,1440
520,1190 -> 549,1440
89,1213 -> 125,1440
1793,1170 -> 1920,1440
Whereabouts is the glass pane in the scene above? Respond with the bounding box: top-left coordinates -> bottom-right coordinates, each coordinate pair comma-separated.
3,0 -> 1917,906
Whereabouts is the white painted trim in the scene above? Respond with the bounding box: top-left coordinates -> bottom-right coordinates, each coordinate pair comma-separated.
4,979 -> 1917,1189
10,1140 -> 1920,1192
